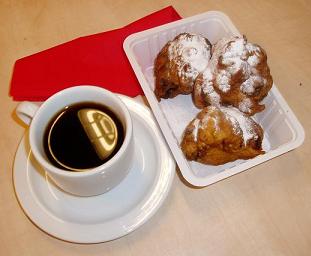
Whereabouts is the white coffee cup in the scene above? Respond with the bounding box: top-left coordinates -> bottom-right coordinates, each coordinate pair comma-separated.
16,85 -> 134,196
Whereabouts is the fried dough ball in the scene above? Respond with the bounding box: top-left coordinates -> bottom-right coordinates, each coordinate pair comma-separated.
193,36 -> 273,115
154,33 -> 212,100
181,106 -> 264,165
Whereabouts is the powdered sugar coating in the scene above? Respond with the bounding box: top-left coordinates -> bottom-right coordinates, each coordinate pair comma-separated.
201,106 -> 220,130
191,106 -> 258,145
191,106 -> 220,141
214,37 -> 261,92
247,55 -> 260,66
238,98 -> 253,114
168,33 -> 212,80
194,35 -> 272,115
220,37 -> 248,75
201,69 -> 221,105
216,71 -> 231,92
154,33 -> 213,100
221,106 -> 258,144
192,118 -> 200,142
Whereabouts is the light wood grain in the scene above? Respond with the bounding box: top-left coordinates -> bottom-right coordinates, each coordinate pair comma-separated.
1,1 -> 310,255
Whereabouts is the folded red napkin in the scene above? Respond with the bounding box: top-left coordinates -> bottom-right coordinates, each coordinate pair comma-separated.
10,6 -> 181,101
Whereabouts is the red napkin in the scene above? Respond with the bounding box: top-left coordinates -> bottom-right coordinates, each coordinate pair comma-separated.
10,6 -> 181,101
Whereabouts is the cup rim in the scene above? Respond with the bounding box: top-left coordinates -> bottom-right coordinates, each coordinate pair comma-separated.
29,85 -> 133,177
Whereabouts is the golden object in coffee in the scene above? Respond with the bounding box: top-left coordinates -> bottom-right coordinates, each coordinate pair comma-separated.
78,108 -> 118,160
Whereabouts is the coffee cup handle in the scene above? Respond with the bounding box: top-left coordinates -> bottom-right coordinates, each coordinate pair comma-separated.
16,101 -> 40,126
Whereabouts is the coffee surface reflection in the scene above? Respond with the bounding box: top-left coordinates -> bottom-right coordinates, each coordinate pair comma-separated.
43,102 -> 124,171
78,108 -> 118,160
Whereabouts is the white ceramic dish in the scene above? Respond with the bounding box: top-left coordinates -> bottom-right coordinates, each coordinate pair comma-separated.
124,11 -> 305,186
13,96 -> 175,243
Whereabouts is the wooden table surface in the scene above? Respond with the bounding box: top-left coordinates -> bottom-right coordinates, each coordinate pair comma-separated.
1,1 -> 310,255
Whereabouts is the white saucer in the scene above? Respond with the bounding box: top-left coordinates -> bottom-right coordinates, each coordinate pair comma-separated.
13,96 -> 175,243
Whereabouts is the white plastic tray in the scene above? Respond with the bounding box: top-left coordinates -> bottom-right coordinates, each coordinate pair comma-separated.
123,11 -> 305,186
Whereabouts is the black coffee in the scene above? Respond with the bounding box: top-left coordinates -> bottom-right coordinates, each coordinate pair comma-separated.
43,102 -> 124,171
